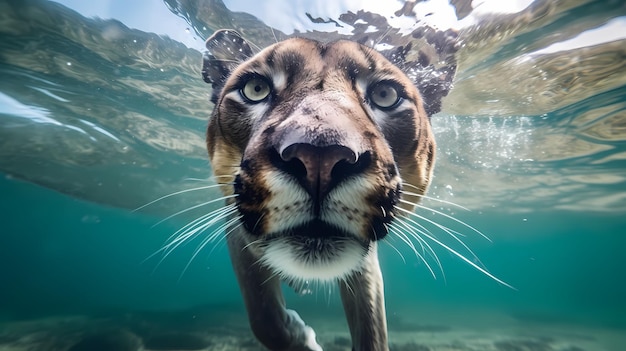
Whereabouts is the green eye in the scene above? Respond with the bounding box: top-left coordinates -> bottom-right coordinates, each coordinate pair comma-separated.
241,77 -> 271,102
369,82 -> 400,109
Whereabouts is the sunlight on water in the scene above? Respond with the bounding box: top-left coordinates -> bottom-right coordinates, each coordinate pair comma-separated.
0,92 -> 55,123
529,16 -> 626,56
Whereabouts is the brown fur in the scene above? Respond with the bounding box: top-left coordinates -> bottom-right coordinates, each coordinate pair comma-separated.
202,29 -> 446,351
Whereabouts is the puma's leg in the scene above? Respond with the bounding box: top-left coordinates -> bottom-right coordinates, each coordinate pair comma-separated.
339,243 -> 388,351
227,234 -> 323,351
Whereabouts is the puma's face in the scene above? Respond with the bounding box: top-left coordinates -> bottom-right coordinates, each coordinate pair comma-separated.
203,31 -> 436,282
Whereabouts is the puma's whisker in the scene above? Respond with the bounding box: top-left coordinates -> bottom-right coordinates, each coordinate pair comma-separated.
388,226 -> 437,279
391,217 -> 443,279
399,201 -> 470,242
400,186 -> 470,211
180,210 -> 241,256
242,238 -> 264,252
394,205 -> 485,269
394,206 -> 514,289
183,175 -> 234,182
340,274 -> 356,298
401,198 -> 492,242
142,207 -> 225,263
141,205 -> 238,276
270,27 -> 279,44
155,214 -> 239,272
166,204 -> 237,245
152,194 -> 238,227
133,183 -> 233,212
249,213 -> 266,234
373,26 -> 394,48
179,215 -> 243,280
393,217 -> 443,263
396,204 -> 492,274
165,206 -> 239,254
206,58 -> 246,65
388,222 -> 422,257
210,218 -> 244,249
259,268 -> 282,287
150,205 -> 237,263
381,235 -> 407,264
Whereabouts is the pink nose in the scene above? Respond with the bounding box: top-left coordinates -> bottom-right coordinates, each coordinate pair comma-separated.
279,143 -> 358,200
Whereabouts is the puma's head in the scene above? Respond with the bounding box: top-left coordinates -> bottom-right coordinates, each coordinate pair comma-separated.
202,30 -> 453,282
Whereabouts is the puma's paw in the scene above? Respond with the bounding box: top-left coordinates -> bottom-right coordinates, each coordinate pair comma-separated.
286,309 -> 323,351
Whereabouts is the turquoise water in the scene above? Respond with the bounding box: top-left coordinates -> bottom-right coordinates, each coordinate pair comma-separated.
1,0 -> 625,350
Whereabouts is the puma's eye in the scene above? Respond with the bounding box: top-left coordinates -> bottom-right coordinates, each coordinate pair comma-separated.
241,77 -> 271,102
369,82 -> 400,109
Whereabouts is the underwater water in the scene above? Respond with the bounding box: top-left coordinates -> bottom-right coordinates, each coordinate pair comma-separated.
1,0 -> 625,350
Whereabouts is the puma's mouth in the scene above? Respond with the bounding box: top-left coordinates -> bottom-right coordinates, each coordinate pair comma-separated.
235,166 -> 397,243
265,219 -> 365,241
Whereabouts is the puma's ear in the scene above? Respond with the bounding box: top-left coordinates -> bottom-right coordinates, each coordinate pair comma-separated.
202,30 -> 254,104
382,29 -> 459,117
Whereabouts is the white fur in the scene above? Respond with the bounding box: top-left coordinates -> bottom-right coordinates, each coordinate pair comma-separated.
260,169 -> 383,282
321,176 -> 378,234
371,99 -> 413,127
271,70 -> 287,91
263,170 -> 312,233
355,78 -> 369,95
261,237 -> 366,282
264,169 -> 378,238
223,91 -> 268,121
224,90 -> 244,103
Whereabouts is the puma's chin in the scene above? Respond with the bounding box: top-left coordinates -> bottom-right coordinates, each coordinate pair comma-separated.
260,224 -> 369,282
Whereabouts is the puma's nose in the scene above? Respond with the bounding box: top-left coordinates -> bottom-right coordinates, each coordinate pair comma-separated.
274,143 -> 370,202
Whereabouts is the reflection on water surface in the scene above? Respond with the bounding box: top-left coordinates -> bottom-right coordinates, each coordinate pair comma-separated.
1,0 -> 624,213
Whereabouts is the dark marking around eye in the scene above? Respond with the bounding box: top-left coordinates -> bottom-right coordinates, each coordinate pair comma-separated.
339,58 -> 361,82
223,98 -> 247,113
389,108 -> 415,120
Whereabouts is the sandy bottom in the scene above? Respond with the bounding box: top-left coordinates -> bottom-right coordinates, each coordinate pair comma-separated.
0,306 -> 623,351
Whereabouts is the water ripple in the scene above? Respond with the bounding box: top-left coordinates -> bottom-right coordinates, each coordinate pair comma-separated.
0,0 -> 624,213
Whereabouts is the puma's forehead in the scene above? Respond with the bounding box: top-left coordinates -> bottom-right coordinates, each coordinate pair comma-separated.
225,38 -> 420,100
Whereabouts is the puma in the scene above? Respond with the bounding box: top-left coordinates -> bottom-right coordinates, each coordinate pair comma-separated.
201,29 -> 456,350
